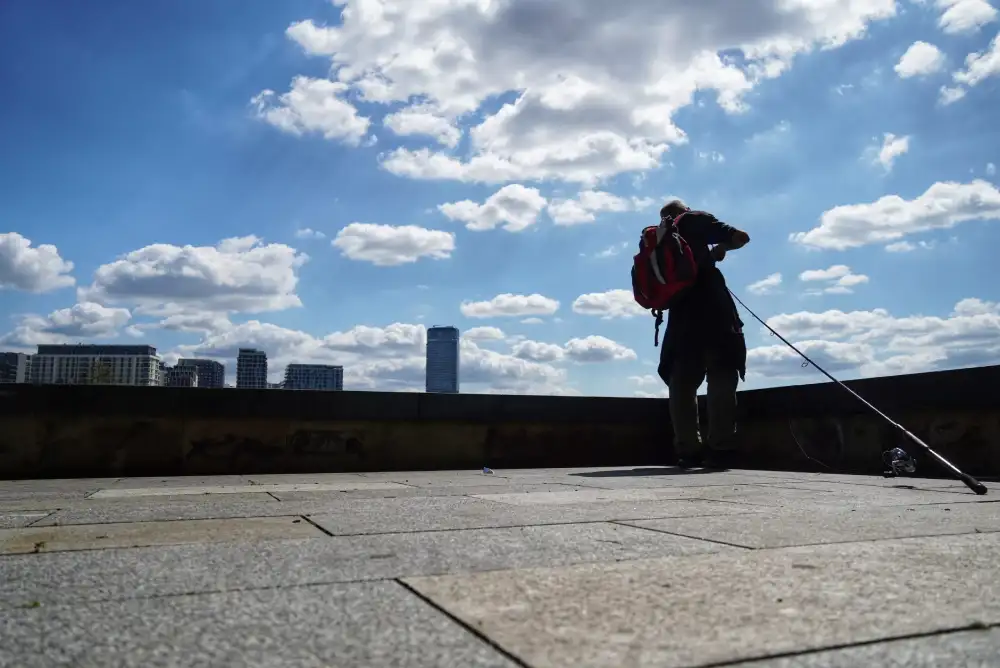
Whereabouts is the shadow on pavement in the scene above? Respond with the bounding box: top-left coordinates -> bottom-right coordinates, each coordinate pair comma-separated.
572,467 -> 729,478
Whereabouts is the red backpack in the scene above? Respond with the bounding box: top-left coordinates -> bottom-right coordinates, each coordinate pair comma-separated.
630,213 -> 698,346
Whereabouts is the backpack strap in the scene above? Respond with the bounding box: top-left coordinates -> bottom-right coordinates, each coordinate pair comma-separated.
653,309 -> 664,347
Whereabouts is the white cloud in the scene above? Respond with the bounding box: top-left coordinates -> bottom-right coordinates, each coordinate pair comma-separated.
697,150 -> 726,163
463,326 -> 506,342
867,133 -> 910,171
251,76 -> 370,145
747,272 -> 783,296
0,233 -> 75,293
294,228 -> 326,239
332,223 -> 455,266
748,298 -> 1000,379
511,339 -> 566,363
885,240 -> 936,252
78,236 -> 308,314
894,41 -> 946,78
155,312 -> 234,335
266,1 -> 898,185
438,184 -> 547,232
460,293 -> 560,319
382,104 -> 462,148
520,317 -> 545,325
988,162 -> 997,176
572,289 -> 648,319
940,33 -> 1000,103
0,302 -> 131,349
592,242 -> 630,259
936,0 -> 998,34
938,84 -> 967,104
799,265 -> 870,295
564,336 -> 637,363
547,191 -> 650,226
791,179 -> 1000,250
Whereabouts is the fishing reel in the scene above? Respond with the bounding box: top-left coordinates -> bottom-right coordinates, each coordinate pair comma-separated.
882,447 -> 917,478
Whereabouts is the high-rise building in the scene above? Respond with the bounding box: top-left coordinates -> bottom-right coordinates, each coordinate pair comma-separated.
425,326 -> 460,393
284,364 -> 344,391
30,345 -> 161,386
177,358 -> 225,388
0,352 -> 31,384
236,348 -> 267,389
163,365 -> 199,387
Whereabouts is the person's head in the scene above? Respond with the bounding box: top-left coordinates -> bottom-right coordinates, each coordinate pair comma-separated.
660,198 -> 690,220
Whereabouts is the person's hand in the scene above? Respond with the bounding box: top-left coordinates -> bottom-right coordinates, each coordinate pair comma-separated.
710,245 -> 727,262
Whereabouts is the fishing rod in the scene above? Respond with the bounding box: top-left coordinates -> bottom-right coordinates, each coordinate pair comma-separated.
729,288 -> 988,496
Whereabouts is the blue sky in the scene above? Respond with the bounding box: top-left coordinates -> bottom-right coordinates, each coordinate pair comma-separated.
1,0 -> 999,396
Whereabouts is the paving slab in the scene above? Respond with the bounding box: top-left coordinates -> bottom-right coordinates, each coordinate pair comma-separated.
89,481 -> 409,498
562,469 -> 809,489
0,522 -> 740,607
308,495 -> 759,535
271,482 -> 593,501
1,581 -> 518,668
622,501 -> 1000,548
32,495 -> 291,526
0,516 -> 321,554
730,627 -> 1000,667
0,511 -> 51,529
404,532 -> 1000,668
472,488 -> 690,506
687,481 -> 986,508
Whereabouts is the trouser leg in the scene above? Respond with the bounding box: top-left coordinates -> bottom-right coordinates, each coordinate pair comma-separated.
668,356 -> 707,457
705,347 -> 739,450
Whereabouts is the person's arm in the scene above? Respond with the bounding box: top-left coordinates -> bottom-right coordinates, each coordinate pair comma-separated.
679,211 -> 750,260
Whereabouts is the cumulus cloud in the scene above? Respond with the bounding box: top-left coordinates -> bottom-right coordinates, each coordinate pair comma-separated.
867,133 -> 910,171
564,336 -> 637,363
935,0 -> 997,34
261,0 -> 898,185
460,293 -> 560,319
572,289 -> 648,319
251,76 -> 370,145
940,33 -> 1000,103
511,339 -> 566,363
548,191 -> 652,226
790,180 -> 1000,250
747,298 -> 1000,379
463,326 -> 506,342
747,273 -> 782,296
294,228 -> 326,240
382,104 -> 461,147
799,265 -> 870,295
0,302 -> 131,349
332,223 -> 455,265
78,236 -> 308,314
894,41 -> 946,78
0,233 -> 75,293
438,185 -> 547,232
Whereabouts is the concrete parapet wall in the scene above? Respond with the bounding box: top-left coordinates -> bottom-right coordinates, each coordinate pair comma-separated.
1,365 -> 998,479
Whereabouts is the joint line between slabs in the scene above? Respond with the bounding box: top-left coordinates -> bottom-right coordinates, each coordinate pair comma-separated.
690,622 -> 1000,668
395,579 -> 533,668
610,521 -> 755,550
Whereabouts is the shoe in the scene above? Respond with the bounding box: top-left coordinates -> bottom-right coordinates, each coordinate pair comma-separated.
676,454 -> 704,469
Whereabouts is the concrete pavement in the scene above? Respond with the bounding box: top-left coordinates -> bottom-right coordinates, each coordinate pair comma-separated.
1,467 -> 998,667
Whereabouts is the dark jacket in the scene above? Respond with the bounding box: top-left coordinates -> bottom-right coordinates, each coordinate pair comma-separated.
657,210 -> 747,384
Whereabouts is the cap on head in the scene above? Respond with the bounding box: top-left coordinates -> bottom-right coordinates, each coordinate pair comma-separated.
660,198 -> 689,220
